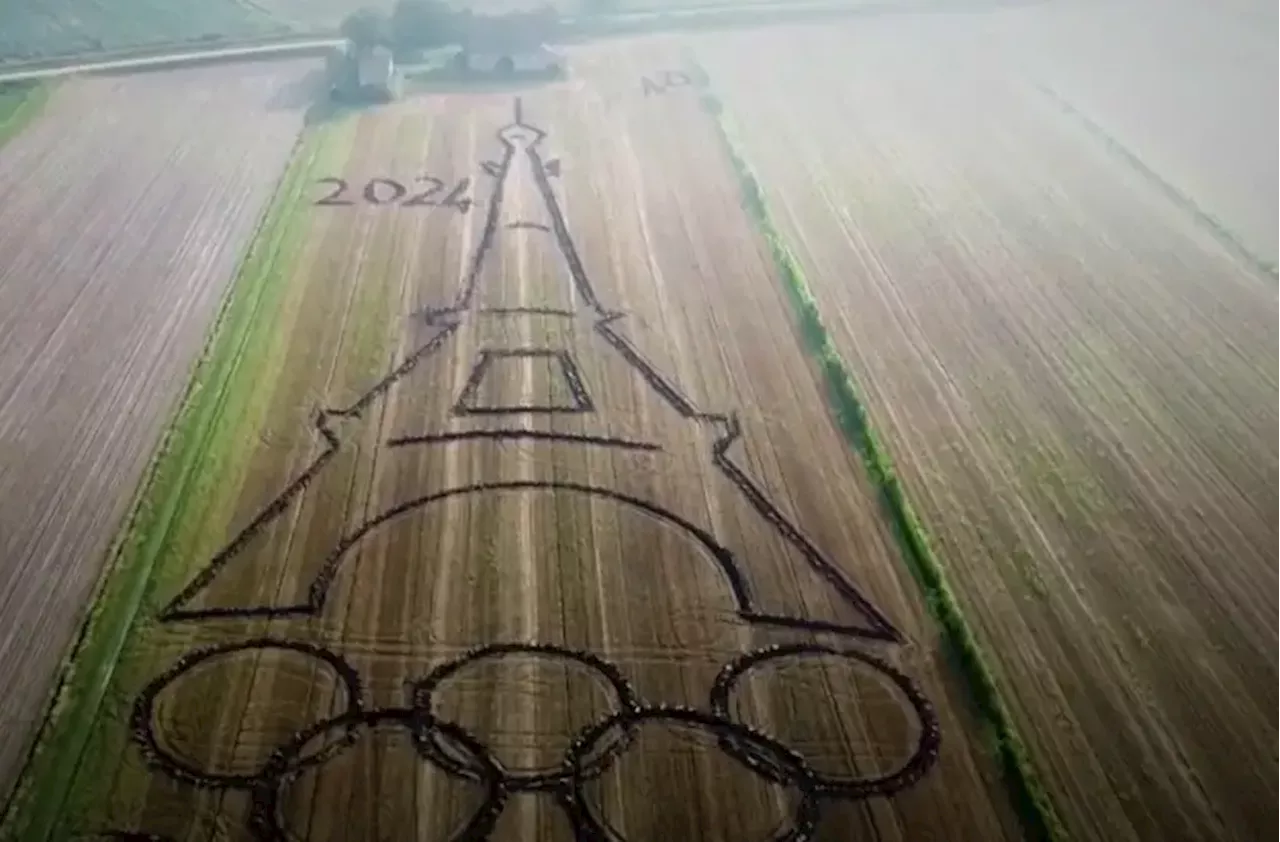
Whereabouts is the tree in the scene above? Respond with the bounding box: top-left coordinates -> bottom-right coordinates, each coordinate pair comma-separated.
340,7 -> 392,50
325,43 -> 360,99
527,5 -> 561,40
390,0 -> 456,54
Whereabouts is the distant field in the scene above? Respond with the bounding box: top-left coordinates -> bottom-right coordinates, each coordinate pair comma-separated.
0,0 -> 287,61
0,0 -> 429,61
0,0 -> 896,62
2,49 -> 1024,842
697,19 -> 1278,842
0,61 -> 309,799
0,0 -> 537,61
0,7 -> 1273,842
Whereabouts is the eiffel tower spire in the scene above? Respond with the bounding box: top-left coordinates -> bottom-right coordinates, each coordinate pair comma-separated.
453,99 -> 593,315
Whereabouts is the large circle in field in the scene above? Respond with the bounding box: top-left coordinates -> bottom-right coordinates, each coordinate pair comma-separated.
709,644 -> 940,798
251,709 -> 502,842
564,707 -> 818,842
132,639 -> 361,788
411,642 -> 639,791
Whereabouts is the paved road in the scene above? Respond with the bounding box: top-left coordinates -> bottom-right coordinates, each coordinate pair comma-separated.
0,39 -> 339,83
0,0 -> 1046,84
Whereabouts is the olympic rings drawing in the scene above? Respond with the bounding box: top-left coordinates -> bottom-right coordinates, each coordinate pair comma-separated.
710,643 -> 941,797
410,642 -> 642,792
130,639 -> 364,789
248,708 -> 507,842
559,705 -> 822,842
129,640 -> 938,842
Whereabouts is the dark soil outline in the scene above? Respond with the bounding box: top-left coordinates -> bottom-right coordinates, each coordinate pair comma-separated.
409,642 -> 642,792
477,306 -> 574,317
710,643 -> 940,797
115,640 -> 936,841
385,429 -> 661,452
452,348 -> 596,415
130,639 -> 364,789
160,98 -> 903,644
9,97 -> 945,841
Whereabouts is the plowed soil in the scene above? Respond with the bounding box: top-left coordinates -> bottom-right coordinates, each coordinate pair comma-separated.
695,20 -> 1278,842
4,63 -> 1023,842
0,61 -> 308,792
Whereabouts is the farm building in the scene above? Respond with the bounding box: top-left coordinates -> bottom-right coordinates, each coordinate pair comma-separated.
451,11 -> 563,76
327,41 -> 402,102
358,45 -> 402,98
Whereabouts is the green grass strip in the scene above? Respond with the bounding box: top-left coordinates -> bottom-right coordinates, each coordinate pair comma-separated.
0,127 -> 321,842
697,87 -> 1068,842
0,81 -> 52,148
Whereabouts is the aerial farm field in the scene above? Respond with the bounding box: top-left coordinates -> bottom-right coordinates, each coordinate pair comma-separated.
0,5 -> 1275,842
697,18 -> 1278,842
0,0 -> 290,62
0,83 -> 50,146
0,0 -> 924,63
0,60 -> 309,798
1,52 -> 1027,842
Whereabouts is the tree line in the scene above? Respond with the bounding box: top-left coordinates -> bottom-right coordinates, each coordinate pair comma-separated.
340,0 -> 598,55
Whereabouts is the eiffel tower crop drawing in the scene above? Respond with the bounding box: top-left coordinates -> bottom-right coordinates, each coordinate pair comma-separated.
123,98 -> 941,842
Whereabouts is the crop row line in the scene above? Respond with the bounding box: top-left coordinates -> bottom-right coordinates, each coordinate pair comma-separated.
695,82 -> 1068,842
0,127 -> 323,842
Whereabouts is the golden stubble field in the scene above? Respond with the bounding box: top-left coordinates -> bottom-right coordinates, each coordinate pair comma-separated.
7,50 -> 1025,842
695,19 -> 1278,842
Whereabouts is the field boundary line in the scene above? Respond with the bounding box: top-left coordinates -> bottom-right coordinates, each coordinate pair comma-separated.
0,0 -> 1050,83
1033,83 -> 1277,281
0,127 -> 321,842
0,32 -> 334,77
694,82 -> 1068,842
